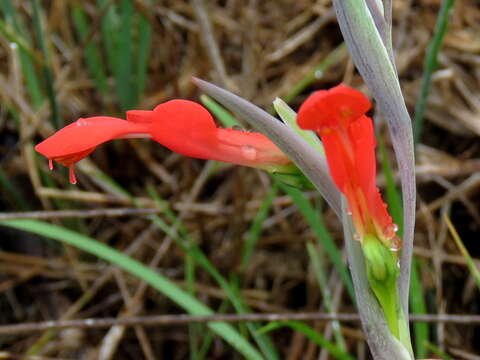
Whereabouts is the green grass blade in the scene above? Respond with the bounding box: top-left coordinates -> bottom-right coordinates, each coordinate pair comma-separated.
71,4 -> 109,95
445,215 -> 480,290
409,258 -> 429,359
135,13 -> 152,103
0,219 -> 264,360
200,95 -> 240,128
116,0 -> 134,109
413,0 -> 456,145
31,0 -> 61,128
146,187 -> 279,360
241,183 -> 278,269
198,300 -> 229,359
259,321 -> 355,360
278,183 -> 354,301
1,0 -> 43,108
148,214 -> 279,359
424,342 -> 454,360
306,242 -> 347,351
186,250 -> 199,359
98,0 -> 130,109
0,1 -> 40,63
0,17 -> 37,61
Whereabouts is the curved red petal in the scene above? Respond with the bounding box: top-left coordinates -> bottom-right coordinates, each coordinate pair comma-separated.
35,116 -> 150,164
349,115 -> 376,196
319,130 -> 353,192
149,100 -> 218,159
297,84 -> 371,131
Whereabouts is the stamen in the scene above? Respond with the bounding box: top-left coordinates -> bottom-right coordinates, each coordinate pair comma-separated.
48,159 -> 54,170
69,166 -> 77,184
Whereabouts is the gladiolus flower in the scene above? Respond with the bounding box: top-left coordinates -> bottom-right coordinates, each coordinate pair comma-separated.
35,100 -> 291,184
297,84 -> 400,250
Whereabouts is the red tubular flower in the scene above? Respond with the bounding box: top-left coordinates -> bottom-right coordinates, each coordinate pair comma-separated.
297,84 -> 400,250
35,100 -> 290,184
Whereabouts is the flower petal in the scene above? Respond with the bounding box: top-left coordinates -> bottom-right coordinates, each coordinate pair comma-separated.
149,100 -> 218,159
297,84 -> 371,130
215,128 -> 290,169
35,116 -> 151,161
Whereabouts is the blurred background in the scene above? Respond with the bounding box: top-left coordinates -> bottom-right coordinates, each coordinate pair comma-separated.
1,0 -> 479,359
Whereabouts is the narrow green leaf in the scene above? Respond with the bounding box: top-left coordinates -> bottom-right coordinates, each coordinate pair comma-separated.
445,215 -> 480,290
200,95 -> 240,128
146,187 -> 279,360
241,184 -> 278,268
31,0 -> 61,128
135,13 -> 152,102
413,0 -> 456,145
71,4 -> 109,95
306,242 -> 347,351
424,342 -> 454,360
409,259 -> 429,359
1,0 -> 44,108
116,0 -> 134,109
0,220 -> 264,360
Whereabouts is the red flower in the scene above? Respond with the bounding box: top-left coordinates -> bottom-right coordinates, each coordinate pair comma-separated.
297,84 -> 400,249
35,100 -> 290,184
